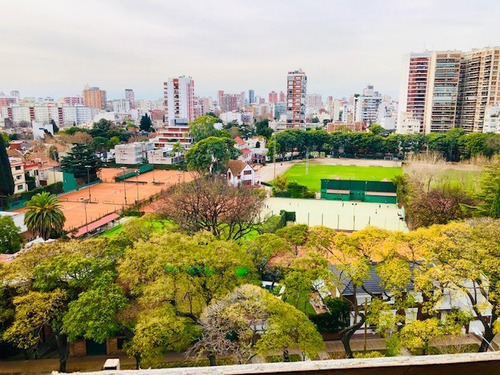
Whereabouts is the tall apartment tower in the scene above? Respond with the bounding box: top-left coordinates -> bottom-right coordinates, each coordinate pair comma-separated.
353,85 -> 384,125
269,91 -> 278,104
398,47 -> 500,134
457,47 -> 500,132
163,76 -> 195,125
125,89 -> 135,109
248,89 -> 255,105
83,86 -> 107,110
286,69 -> 307,128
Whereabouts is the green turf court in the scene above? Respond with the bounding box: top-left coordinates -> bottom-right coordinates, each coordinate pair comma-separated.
281,164 -> 402,192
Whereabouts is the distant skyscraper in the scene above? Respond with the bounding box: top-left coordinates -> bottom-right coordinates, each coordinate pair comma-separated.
248,89 -> 255,105
279,91 -> 285,103
268,91 -> 278,104
83,86 -> 106,110
353,86 -> 383,125
125,89 -> 135,109
164,76 -> 195,125
286,69 -> 307,128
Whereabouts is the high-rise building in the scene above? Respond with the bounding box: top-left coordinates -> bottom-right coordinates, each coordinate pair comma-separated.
125,89 -> 135,109
279,91 -> 285,103
306,93 -> 323,112
286,69 -> 307,128
248,89 -> 255,105
398,47 -> 500,134
63,96 -> 84,106
353,85 -> 383,125
269,91 -> 278,104
83,86 -> 107,110
219,94 -> 240,112
163,76 -> 195,125
457,47 -> 500,133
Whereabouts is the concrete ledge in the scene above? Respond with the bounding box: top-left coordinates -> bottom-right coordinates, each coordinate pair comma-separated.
53,352 -> 500,375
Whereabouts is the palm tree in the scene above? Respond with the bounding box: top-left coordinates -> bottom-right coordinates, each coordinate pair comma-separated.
24,192 -> 66,240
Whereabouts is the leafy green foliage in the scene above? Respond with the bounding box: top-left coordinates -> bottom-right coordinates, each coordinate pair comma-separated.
60,143 -> 103,181
0,215 -> 22,253
185,137 -> 240,176
24,192 -> 65,240
0,140 -> 14,208
139,114 -> 153,132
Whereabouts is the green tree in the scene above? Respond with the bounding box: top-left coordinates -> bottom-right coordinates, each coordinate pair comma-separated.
368,123 -> 386,136
255,119 -> 273,139
189,115 -> 221,143
398,318 -> 443,355
2,239 -> 126,372
191,284 -> 323,365
60,143 -> 102,181
185,136 -> 240,176
118,230 -> 257,366
24,192 -> 65,240
416,219 -> 500,352
469,156 -> 500,218
0,215 -> 22,253
0,139 -> 14,209
139,114 -> 153,132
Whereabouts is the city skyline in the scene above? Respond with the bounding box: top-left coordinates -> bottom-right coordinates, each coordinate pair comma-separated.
1,1 -> 500,100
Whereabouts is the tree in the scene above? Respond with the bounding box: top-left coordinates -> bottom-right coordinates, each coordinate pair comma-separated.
190,285 -> 323,365
189,115 -> 221,143
398,318 -> 444,355
60,143 -> 102,181
368,124 -> 385,136
50,119 -> 59,134
2,239 -> 126,372
255,119 -> 273,139
0,140 -> 14,209
118,230 -> 256,366
160,177 -> 266,241
185,136 -> 240,176
245,234 -> 291,280
469,156 -> 500,218
24,192 -> 65,240
416,219 -> 500,352
0,215 -> 22,253
139,114 -> 152,132
407,185 -> 475,229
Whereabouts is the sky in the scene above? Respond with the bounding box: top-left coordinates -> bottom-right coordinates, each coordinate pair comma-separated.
1,0 -> 499,101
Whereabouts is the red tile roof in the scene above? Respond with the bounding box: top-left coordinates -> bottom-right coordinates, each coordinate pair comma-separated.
69,213 -> 120,238
241,148 -> 252,156
234,136 -> 245,146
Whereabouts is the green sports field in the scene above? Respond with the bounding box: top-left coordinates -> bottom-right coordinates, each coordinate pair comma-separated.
281,164 -> 403,192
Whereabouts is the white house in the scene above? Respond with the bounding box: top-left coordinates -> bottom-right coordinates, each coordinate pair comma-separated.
227,160 -> 256,187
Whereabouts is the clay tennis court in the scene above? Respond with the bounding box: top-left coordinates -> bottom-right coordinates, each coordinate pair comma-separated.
17,169 -> 194,231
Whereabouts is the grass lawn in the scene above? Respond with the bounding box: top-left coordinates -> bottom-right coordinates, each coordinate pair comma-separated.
99,218 -> 173,238
281,163 -> 403,192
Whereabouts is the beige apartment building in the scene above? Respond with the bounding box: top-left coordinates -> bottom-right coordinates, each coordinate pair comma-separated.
286,69 -> 307,128
397,47 -> 500,134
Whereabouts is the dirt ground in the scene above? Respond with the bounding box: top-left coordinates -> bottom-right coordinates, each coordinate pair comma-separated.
16,169 -> 193,231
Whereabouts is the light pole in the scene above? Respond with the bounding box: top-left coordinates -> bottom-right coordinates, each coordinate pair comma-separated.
136,169 -> 139,203
120,166 -> 127,205
81,197 -> 89,236
85,165 -> 92,202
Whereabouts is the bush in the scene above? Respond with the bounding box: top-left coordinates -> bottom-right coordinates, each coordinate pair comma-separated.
18,182 -> 63,201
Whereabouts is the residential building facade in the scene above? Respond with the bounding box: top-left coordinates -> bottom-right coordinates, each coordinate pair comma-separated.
286,69 -> 307,128
163,76 -> 195,125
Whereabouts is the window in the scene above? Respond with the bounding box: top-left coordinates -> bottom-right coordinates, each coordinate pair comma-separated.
244,170 -> 252,176
15,166 -> 21,171
17,185 -> 23,190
